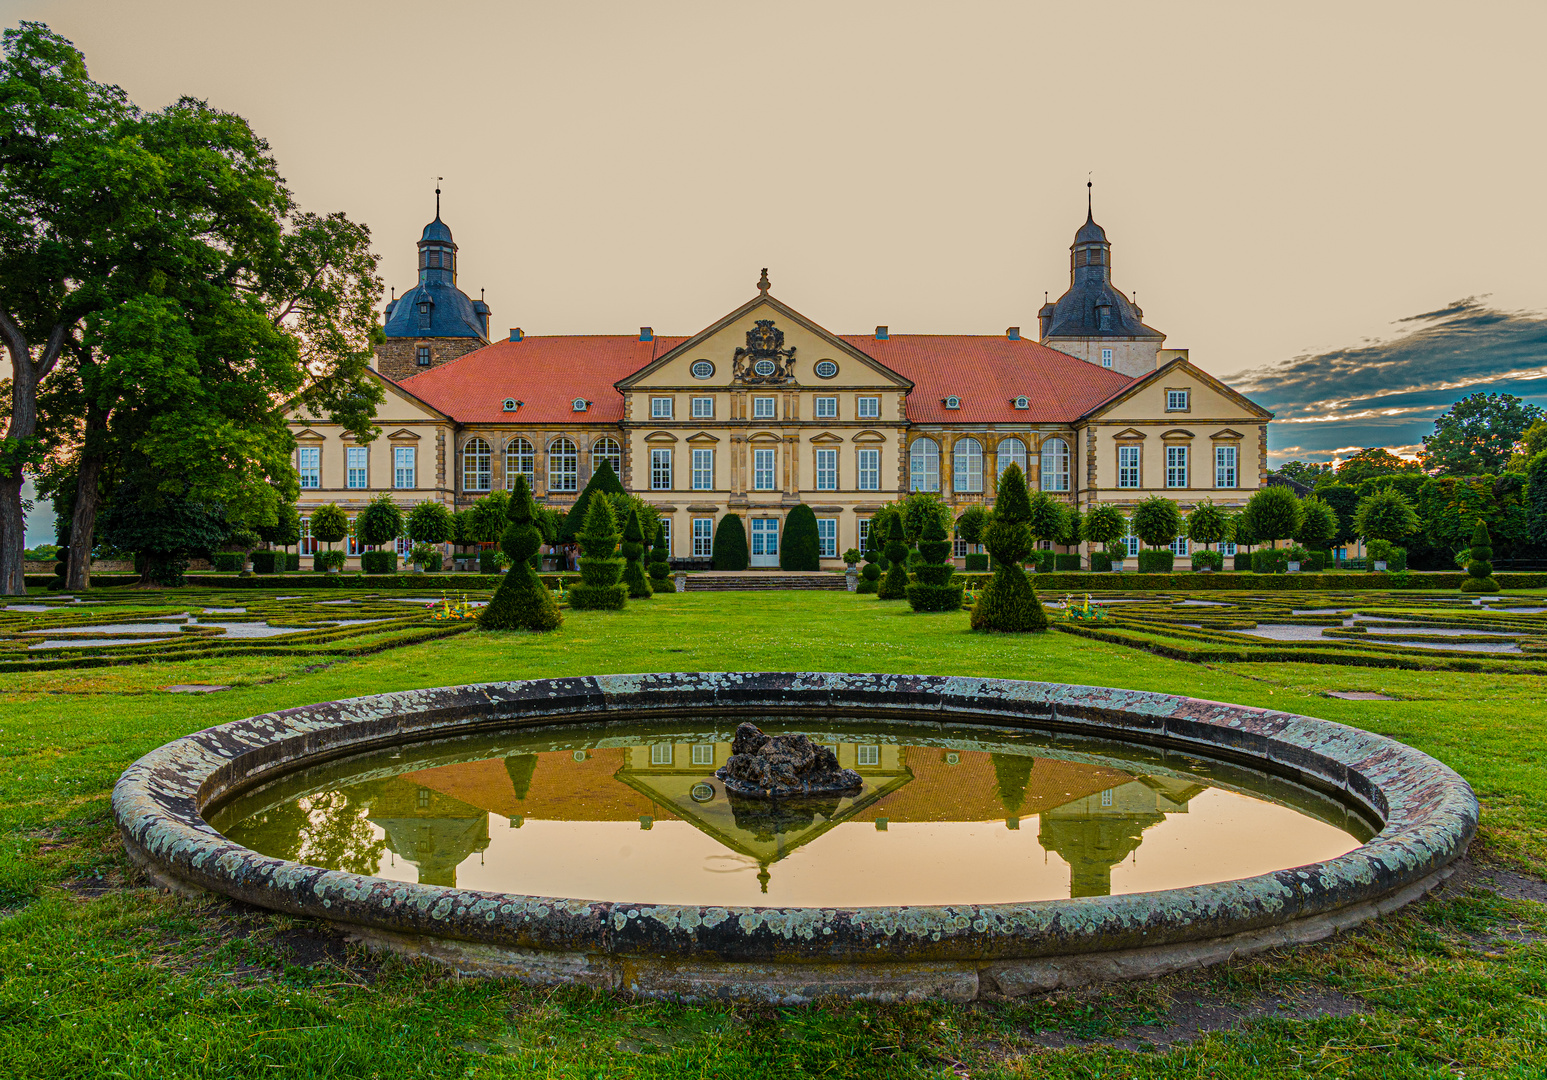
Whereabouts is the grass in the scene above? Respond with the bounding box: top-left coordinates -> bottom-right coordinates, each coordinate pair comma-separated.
2,588 -> 1545,1077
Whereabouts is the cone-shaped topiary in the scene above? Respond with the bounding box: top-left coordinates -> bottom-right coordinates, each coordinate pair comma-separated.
567,494 -> 628,610
877,511 -> 911,599
711,513 -> 749,570
1460,519 -> 1500,593
906,513 -> 962,611
648,522 -> 671,583
479,476 -> 563,631
620,507 -> 653,599
561,459 -> 625,542
971,462 -> 1047,631
780,504 -> 821,571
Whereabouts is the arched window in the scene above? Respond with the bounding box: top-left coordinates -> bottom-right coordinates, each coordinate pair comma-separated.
909,437 -> 940,493
548,438 -> 579,492
505,438 -> 534,490
463,437 -> 491,492
591,437 -> 621,479
997,437 -> 1028,481
1040,437 -> 1070,492
953,437 -> 983,493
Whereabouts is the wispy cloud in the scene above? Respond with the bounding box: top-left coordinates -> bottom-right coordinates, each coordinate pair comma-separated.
1237,299 -> 1547,464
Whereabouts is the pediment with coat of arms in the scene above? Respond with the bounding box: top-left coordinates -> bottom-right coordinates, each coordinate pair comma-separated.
732,319 -> 797,384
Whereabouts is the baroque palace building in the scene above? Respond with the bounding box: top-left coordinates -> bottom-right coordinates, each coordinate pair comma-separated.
287,196 -> 1273,568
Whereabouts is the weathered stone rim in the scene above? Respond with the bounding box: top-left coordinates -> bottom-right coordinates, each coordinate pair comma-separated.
113,673 -> 1477,975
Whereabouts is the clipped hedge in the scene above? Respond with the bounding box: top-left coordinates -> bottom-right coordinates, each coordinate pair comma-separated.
251,551 -> 281,574
1055,554 -> 1081,571
360,550 -> 397,574
964,553 -> 988,572
1137,550 -> 1174,573
478,548 -> 502,575
213,552 -> 244,573
1089,552 -> 1113,573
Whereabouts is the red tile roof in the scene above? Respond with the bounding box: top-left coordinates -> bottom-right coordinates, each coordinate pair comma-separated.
840,335 -> 1134,424
393,332 -> 1133,426
395,336 -> 687,424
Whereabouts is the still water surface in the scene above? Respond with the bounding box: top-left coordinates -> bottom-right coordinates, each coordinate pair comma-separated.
210,719 -> 1373,908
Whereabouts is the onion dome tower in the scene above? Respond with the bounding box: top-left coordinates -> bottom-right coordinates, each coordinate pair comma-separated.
1037,183 -> 1164,378
377,183 -> 491,381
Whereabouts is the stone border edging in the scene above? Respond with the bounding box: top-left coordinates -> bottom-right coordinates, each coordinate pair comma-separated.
113,673 -> 1477,998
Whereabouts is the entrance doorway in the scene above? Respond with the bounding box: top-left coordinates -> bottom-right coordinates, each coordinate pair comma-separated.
750,518 -> 779,568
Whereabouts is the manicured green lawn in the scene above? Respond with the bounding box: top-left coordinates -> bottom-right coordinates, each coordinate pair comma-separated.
2,590 -> 1544,1078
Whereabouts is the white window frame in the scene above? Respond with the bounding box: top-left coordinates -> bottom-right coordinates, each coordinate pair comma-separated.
691,396 -> 714,419
856,447 -> 880,491
650,743 -> 673,766
691,744 -> 715,766
299,516 -> 316,555
297,446 -> 320,489
815,396 -> 838,419
753,396 -> 777,420
1222,541 -> 1238,557
463,438 -> 492,492
505,438 -> 535,490
346,446 -> 368,489
1170,536 -> 1190,557
815,447 -> 838,491
693,517 -> 714,557
909,438 -> 940,492
692,448 -> 714,491
1166,445 -> 1189,489
858,518 -> 871,551
651,396 -> 674,419
651,448 -> 673,491
996,437 -> 1027,480
590,437 -> 620,479
953,438 -> 983,493
1040,437 -> 1070,493
857,745 -> 880,767
857,396 -> 880,419
393,446 -> 416,489
1101,348 -> 1113,368
548,438 -> 579,492
1123,532 -> 1140,557
817,518 -> 837,558
1118,444 -> 1140,489
659,518 -> 670,554
753,447 -> 776,491
1167,389 -> 1190,411
1215,444 -> 1238,489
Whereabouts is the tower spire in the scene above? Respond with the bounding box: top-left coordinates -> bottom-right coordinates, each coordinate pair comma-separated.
1087,177 -> 1093,220
435,176 -> 443,220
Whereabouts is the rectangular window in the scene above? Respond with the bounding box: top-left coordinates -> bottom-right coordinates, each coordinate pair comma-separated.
393,446 -> 416,489
1166,445 -> 1189,488
650,743 -> 673,766
857,745 -> 880,767
346,517 -> 363,557
815,396 -> 837,419
856,447 -> 879,491
346,446 -> 368,489
297,446 -> 320,489
858,519 -> 871,551
1170,536 -> 1190,556
1124,532 -> 1140,557
815,448 -> 837,491
1101,789 -> 1114,807
754,448 -> 776,490
416,345 -> 431,367
691,396 -> 714,419
1101,348 -> 1113,368
299,516 -> 316,555
651,448 -> 672,490
693,517 -> 714,557
691,744 -> 715,766
659,518 -> 670,554
692,448 -> 714,490
817,518 -> 837,558
1117,445 -> 1140,488
1167,389 -> 1190,411
651,396 -> 674,419
857,396 -> 879,419
1215,444 -> 1238,488
1222,541 -> 1238,557
753,397 -> 776,419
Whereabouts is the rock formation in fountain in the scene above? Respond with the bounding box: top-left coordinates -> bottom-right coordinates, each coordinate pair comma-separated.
716,723 -> 863,798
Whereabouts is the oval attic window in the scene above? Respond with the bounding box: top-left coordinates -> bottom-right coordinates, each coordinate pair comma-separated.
1014,396 -> 1029,410
754,359 -> 777,376
502,398 -> 518,412
814,360 -> 838,378
691,360 -> 714,379
572,398 -> 588,412
945,396 -> 961,410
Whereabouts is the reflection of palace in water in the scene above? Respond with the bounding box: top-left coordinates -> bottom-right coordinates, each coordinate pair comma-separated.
349,739 -> 1205,896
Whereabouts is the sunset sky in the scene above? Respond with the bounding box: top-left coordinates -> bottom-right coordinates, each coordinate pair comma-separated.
10,0 -> 1546,543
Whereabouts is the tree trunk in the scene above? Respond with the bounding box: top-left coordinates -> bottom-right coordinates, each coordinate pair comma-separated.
0,474 -> 26,594
0,315 -> 69,595
64,400 -> 110,591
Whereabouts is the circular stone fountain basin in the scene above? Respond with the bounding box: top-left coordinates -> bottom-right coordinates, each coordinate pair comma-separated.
114,674 -> 1477,1002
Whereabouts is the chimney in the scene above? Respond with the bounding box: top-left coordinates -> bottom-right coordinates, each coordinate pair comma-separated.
1006,326 -> 1020,341
639,326 -> 654,342
874,325 -> 889,340
509,328 -> 523,342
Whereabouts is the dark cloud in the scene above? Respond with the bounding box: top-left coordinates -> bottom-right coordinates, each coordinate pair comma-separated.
1234,299 -> 1547,462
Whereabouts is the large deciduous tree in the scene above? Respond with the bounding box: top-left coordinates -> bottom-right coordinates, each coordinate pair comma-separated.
1422,392 -> 1543,477
1333,448 -> 1421,487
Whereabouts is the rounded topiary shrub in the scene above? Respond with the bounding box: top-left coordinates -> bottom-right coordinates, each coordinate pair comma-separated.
970,463 -> 1047,632
480,477 -> 563,631
567,494 -> 627,610
1460,519 -> 1500,593
780,505 -> 821,571
711,514 -> 748,570
906,514 -> 962,612
620,507 -> 653,599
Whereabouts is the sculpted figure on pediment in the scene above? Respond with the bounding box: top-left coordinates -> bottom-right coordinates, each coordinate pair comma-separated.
732,319 -> 797,384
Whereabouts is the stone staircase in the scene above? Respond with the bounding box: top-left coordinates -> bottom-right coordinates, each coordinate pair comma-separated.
683,572 -> 848,592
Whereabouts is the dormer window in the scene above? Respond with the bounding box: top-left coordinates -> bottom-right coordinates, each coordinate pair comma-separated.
572,398 -> 588,412
502,398 -> 519,413
944,396 -> 961,410
1013,396 -> 1029,410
